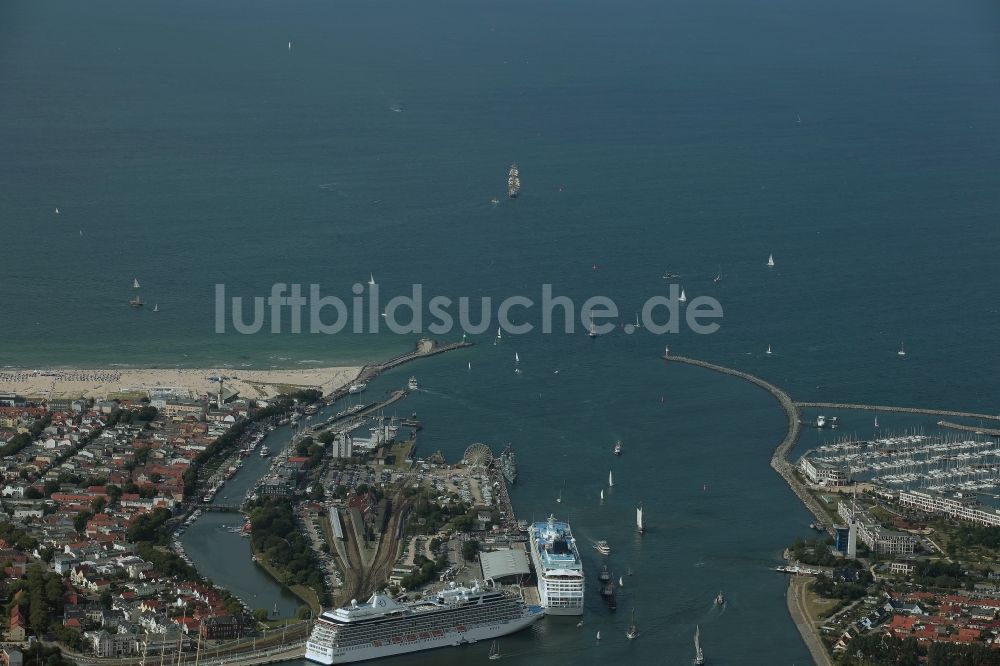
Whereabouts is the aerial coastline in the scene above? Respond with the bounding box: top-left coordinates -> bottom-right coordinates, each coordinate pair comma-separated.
0,366 -> 362,400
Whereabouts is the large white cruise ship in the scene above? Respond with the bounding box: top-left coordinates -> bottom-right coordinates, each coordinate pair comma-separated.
528,515 -> 584,615
304,581 -> 543,664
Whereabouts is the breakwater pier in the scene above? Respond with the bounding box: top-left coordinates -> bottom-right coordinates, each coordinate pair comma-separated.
663,353 -> 1000,535
323,338 -> 473,404
794,402 -> 1000,423
662,355 -> 828,530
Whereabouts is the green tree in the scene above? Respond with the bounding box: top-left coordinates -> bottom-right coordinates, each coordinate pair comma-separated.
73,511 -> 92,533
461,539 -> 480,562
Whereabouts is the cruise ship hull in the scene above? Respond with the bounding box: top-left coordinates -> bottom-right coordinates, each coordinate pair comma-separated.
304,610 -> 543,664
538,605 -> 583,616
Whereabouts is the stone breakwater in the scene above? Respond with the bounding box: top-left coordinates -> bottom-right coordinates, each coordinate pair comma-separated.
664,355 -> 832,533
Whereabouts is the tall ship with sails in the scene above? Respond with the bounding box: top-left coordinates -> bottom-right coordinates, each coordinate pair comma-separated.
304,581 -> 543,665
507,163 -> 521,198
499,444 -> 517,485
528,514 -> 584,615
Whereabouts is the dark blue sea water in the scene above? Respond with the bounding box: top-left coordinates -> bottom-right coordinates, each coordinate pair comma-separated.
4,0 -> 1000,663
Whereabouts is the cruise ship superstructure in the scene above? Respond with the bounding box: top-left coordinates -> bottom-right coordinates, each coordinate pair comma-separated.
304,581 -> 543,664
528,515 -> 584,615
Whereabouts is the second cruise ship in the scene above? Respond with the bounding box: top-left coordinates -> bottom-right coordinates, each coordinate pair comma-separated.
304,581 -> 543,664
528,514 -> 584,615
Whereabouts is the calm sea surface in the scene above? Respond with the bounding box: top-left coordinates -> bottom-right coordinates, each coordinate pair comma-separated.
3,0 -> 1000,663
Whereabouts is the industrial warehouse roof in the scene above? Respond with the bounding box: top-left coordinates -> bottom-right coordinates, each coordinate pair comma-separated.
479,548 -> 531,580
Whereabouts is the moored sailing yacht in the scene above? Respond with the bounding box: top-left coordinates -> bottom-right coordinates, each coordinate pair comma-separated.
507,164 -> 521,198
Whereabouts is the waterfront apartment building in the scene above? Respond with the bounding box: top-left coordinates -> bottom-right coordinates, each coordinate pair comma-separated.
898,489 -> 1000,527
838,502 -> 917,556
799,456 -> 851,487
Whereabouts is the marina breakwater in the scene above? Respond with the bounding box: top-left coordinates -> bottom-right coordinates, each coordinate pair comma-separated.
794,402 -> 1000,422
661,355 -> 834,531
937,421 -> 1000,437
323,338 -> 473,404
664,356 -> 1000,534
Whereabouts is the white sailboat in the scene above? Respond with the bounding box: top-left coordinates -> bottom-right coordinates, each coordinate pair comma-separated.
636,505 -> 645,534
874,409 -> 879,428
55,207 -> 60,214
153,304 -> 160,313
514,352 -> 519,364
767,254 -> 775,267
496,326 -> 502,340
626,608 -> 638,640
634,312 -> 641,329
133,278 -> 140,289
619,576 -> 624,588
288,41 -> 292,50
765,344 -> 772,356
596,631 -> 601,641
588,321 -> 598,338
679,289 -> 687,303
694,625 -> 705,665
600,488 -> 604,501
488,640 -> 500,660
897,342 -> 906,357
556,482 -> 563,504
368,273 -> 376,287
468,361 -> 472,371
608,470 -> 613,487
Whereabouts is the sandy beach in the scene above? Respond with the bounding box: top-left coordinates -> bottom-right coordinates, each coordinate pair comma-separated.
0,366 -> 362,401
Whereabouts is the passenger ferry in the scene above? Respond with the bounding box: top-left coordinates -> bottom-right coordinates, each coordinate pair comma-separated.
304,581 -> 543,664
528,515 -> 584,615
